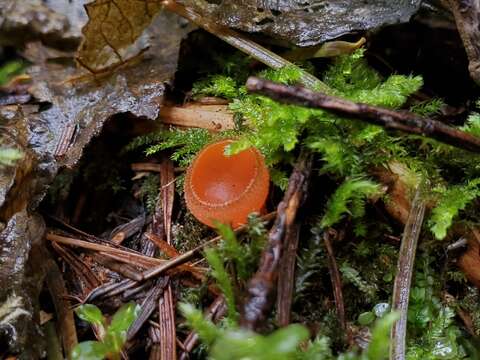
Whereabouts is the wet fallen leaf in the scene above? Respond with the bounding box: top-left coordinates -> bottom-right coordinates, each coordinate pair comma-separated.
76,0 -> 164,73
26,11 -> 192,167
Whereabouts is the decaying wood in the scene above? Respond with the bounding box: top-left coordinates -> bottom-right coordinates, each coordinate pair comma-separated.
44,258 -> 78,357
241,154 -> 312,330
160,102 -> 235,131
323,229 -> 347,332
446,0 -> 480,85
276,223 -> 300,326
390,187 -> 427,360
153,156 -> 177,360
246,77 -> 480,153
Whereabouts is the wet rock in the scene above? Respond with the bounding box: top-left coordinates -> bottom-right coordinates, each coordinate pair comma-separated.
188,0 -> 422,47
0,7 -> 189,358
0,0 -> 88,49
0,211 -> 47,359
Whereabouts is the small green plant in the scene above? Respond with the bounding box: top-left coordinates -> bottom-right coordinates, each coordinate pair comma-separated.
320,178 -> 381,230
71,302 -> 140,360
428,178 -> 480,240
0,60 -> 25,85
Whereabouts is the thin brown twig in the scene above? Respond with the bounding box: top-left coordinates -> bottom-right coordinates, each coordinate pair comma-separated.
154,155 -> 177,360
245,77 -> 480,153
44,258 -> 78,356
46,233 -> 165,269
51,242 -> 101,293
390,187 -> 427,360
241,154 -> 312,330
323,229 -> 347,332
276,223 -> 301,326
127,278 -> 169,341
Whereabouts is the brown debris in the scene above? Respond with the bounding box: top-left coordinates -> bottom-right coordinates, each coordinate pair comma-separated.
241,153 -> 312,330
276,222 -> 300,327
323,229 -> 347,333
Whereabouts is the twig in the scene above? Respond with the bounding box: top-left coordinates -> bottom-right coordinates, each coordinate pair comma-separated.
241,154 -> 312,330
162,1 -> 330,91
276,223 -> 300,326
154,155 -> 177,360
90,253 -> 144,281
390,187 -> 426,360
51,242 -> 101,293
322,229 -> 347,332
446,0 -> 480,85
46,233 -> 165,269
159,287 -> 177,358
127,278 -> 169,341
148,326 -> 162,360
44,320 -> 64,360
44,258 -> 78,356
245,77 -> 480,153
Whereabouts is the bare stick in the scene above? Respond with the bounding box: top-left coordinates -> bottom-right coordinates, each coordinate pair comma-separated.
390,187 -> 426,360
241,154 -> 312,330
323,229 -> 347,332
246,77 -> 480,153
276,223 -> 300,326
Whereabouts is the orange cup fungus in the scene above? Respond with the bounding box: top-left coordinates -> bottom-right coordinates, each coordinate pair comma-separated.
184,139 -> 270,228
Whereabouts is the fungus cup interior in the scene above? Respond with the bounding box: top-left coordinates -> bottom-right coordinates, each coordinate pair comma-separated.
185,139 -> 270,228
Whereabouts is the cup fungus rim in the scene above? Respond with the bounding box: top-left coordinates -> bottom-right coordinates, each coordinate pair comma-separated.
186,139 -> 264,209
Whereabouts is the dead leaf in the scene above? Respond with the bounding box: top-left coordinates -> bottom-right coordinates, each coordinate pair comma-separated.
76,0 -> 164,72
26,11 -> 192,168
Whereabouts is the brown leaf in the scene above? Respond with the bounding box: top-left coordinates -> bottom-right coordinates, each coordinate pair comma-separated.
76,0 -> 164,72
25,11 -> 192,167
